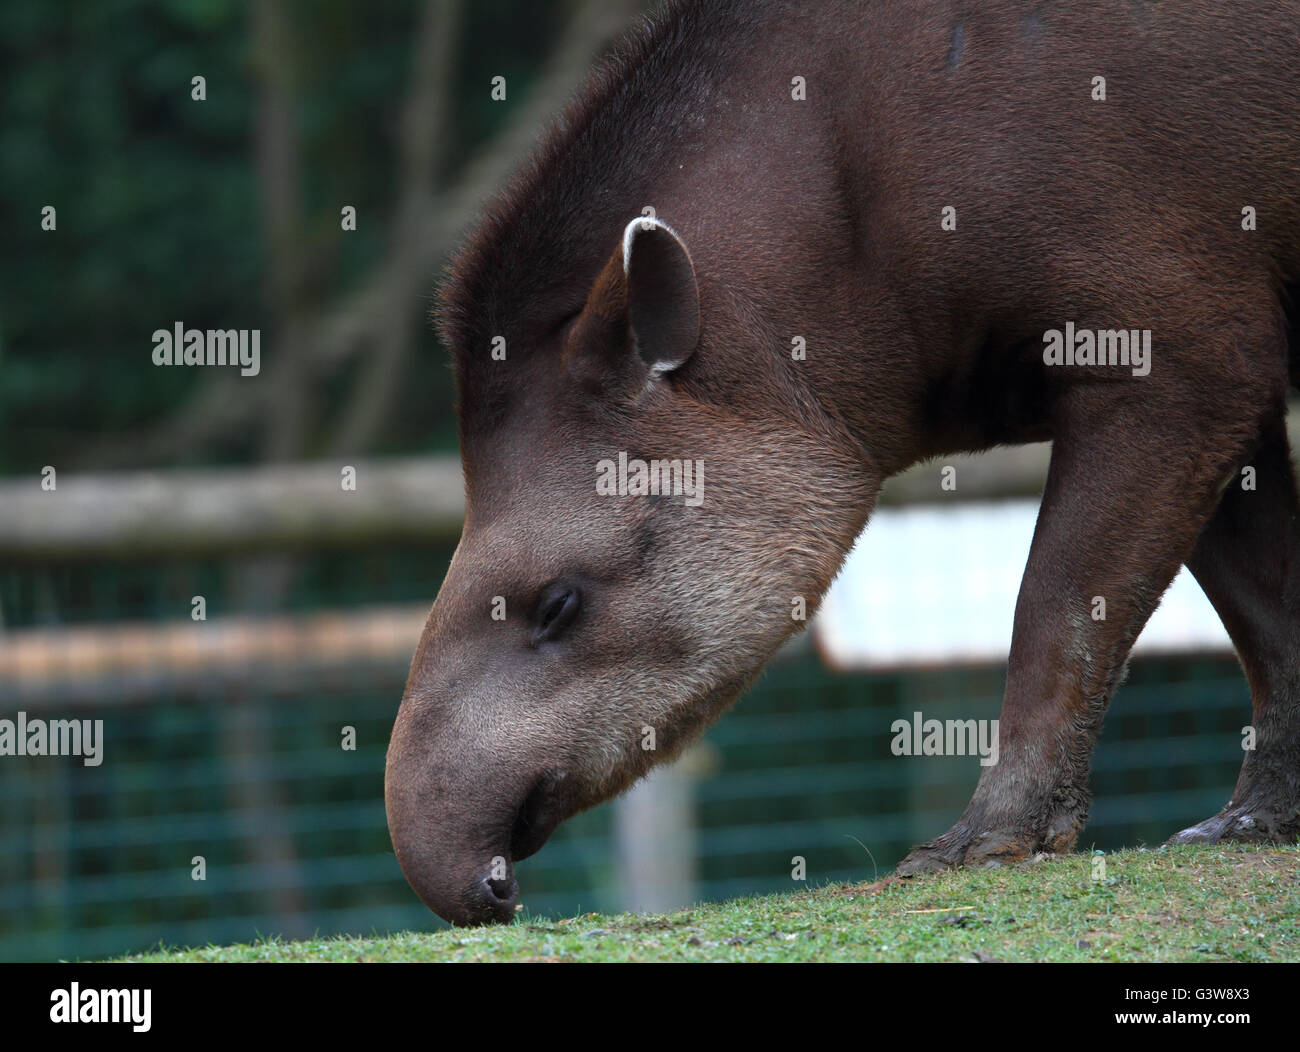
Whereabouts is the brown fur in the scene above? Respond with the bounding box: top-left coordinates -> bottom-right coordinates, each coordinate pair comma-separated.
387,0 -> 1300,924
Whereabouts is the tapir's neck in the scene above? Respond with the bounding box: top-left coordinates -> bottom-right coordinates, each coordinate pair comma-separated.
597,2 -> 1068,477
458,0 -> 973,481
591,4 -> 933,480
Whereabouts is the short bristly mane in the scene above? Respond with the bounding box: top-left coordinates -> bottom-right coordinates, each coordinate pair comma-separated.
435,0 -> 772,426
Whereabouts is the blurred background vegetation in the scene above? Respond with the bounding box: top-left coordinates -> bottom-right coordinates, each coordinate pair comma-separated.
0,0 -> 648,473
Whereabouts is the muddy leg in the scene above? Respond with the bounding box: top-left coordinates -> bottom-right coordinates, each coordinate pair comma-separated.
896,389 -> 1259,875
1171,421 -> 1300,843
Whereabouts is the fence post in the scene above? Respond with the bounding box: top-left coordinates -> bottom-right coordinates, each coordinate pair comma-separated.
613,758 -> 699,914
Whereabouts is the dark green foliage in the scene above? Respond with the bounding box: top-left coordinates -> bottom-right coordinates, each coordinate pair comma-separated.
0,0 -> 564,472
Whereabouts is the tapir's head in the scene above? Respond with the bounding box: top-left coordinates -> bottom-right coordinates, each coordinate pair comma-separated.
385,215 -> 875,925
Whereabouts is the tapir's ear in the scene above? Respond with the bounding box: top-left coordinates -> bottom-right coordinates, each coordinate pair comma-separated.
621,217 -> 699,376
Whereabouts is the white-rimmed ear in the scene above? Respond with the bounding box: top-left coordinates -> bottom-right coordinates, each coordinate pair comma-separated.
621,216 -> 700,377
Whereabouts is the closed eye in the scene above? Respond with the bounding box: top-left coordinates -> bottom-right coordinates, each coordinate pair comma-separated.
531,583 -> 582,646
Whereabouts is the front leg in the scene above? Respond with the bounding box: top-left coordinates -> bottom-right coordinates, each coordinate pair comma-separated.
897,382 -> 1263,875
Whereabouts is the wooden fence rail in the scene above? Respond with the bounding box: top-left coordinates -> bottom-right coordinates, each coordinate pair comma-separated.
1,412 -> 1295,559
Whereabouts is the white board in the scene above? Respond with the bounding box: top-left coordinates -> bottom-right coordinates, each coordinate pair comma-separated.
814,500 -> 1234,670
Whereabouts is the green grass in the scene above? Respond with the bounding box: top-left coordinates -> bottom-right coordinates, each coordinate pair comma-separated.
126,844 -> 1299,963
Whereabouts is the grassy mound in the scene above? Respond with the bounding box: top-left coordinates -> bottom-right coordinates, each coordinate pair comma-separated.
127,844 -> 1298,963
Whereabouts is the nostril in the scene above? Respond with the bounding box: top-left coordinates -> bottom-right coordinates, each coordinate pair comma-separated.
484,876 -> 518,903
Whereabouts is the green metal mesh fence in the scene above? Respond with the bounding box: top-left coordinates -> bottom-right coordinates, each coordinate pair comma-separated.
0,550 -> 1250,960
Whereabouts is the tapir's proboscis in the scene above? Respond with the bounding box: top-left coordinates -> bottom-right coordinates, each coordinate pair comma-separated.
385,0 -> 1300,925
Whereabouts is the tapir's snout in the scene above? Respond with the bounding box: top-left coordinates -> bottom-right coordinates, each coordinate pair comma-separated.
420,866 -> 520,928
385,683 -> 577,926
384,758 -> 523,926
391,777 -> 570,926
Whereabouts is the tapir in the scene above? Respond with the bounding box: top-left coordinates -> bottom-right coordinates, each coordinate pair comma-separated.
385,0 -> 1300,925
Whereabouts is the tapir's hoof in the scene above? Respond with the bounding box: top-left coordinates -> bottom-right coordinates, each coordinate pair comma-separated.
894,841 -> 960,877
1167,805 -> 1300,846
895,827 -> 1043,876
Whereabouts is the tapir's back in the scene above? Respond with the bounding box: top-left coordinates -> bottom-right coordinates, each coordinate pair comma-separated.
443,0 -> 1300,374
836,0 -> 1300,277
775,0 -> 1300,412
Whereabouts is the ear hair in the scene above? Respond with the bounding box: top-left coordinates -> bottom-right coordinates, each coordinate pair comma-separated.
620,216 -> 700,377
622,215 -> 670,274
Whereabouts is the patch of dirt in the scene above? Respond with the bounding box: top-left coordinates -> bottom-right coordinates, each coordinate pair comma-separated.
627,916 -> 682,932
960,949 -> 1001,963
1133,911 -> 1179,927
1226,849 -> 1299,875
835,876 -> 903,896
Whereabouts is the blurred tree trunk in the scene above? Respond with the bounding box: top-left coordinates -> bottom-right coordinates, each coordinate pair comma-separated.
330,0 -> 464,456
87,0 -> 650,469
